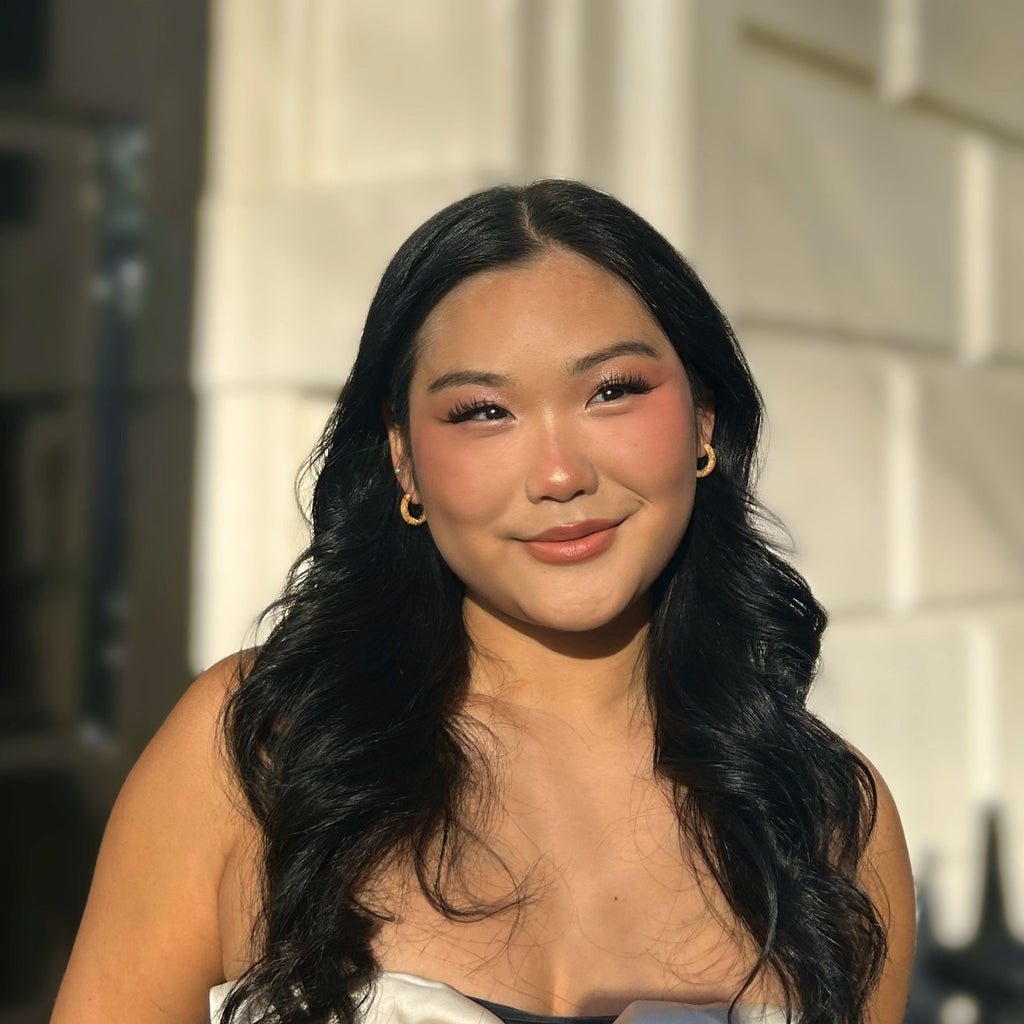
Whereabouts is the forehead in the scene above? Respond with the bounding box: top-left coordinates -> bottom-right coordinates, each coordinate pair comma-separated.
412,249 -> 673,373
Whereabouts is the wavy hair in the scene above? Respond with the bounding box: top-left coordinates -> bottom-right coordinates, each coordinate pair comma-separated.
221,180 -> 885,1024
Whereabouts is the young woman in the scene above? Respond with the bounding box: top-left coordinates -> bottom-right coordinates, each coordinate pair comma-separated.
52,180 -> 916,1024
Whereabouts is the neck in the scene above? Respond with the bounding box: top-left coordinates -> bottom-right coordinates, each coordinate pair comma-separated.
461,593 -> 651,733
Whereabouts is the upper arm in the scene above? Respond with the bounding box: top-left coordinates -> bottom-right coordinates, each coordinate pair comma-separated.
51,652 -> 254,1024
856,753 -> 917,1024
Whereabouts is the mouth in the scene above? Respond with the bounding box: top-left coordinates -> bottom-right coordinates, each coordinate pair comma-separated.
519,517 -> 625,564
525,518 -> 624,542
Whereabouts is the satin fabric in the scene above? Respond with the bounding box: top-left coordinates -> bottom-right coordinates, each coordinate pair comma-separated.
209,970 -> 791,1024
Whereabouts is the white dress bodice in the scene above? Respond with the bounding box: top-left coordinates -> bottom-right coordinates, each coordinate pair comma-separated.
209,970 -> 790,1024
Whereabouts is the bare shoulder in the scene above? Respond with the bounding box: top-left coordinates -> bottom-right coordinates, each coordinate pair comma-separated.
51,650 -> 257,1024
848,745 -> 917,1024
124,649 -> 253,820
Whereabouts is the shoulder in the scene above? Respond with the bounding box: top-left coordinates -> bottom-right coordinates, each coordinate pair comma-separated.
848,746 -> 917,1024
51,650 -> 258,1024
850,746 -> 915,916
110,649 -> 255,857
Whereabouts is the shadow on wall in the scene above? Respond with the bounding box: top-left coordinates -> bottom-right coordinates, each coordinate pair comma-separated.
0,0 -> 206,1018
907,810 -> 1024,1023
0,772 -> 102,1017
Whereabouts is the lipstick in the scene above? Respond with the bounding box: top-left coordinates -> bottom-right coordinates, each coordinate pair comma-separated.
521,518 -> 622,564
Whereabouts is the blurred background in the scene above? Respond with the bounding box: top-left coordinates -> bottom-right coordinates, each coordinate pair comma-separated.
2,1 -> 1023,1021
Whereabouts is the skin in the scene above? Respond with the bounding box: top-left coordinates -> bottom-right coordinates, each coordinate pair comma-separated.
51,249 -> 915,1023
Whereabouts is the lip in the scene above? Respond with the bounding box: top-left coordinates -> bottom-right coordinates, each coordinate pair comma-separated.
525,518 -> 623,542
520,518 -> 624,564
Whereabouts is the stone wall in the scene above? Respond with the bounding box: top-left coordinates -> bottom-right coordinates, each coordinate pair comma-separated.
733,0 -> 1024,943
193,0 -> 1024,939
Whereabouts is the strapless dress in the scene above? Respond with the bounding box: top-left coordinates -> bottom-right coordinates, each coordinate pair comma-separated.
209,970 -> 790,1024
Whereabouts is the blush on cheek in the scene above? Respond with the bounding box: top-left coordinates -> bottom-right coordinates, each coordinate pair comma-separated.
601,384 -> 697,485
412,423 -> 512,519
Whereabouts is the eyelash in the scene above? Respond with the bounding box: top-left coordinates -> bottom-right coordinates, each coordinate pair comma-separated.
444,372 -> 654,423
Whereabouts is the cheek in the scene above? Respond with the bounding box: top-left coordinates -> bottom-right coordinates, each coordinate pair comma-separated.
411,422 -> 512,521
601,385 -> 697,491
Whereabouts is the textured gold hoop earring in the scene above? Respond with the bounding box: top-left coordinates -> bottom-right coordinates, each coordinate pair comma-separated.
399,492 -> 427,526
695,442 -> 716,478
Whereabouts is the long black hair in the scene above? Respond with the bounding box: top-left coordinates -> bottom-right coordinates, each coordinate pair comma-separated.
221,180 -> 886,1024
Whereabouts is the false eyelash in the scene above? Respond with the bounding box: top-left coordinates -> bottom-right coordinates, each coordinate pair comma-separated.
445,399 -> 507,423
593,371 -> 654,398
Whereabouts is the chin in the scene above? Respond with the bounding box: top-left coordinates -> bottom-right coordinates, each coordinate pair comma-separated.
529,611 -> 620,634
510,591 -> 646,635
462,573 -> 654,637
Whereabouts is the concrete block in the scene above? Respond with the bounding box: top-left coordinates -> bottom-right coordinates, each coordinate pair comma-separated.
189,389 -> 337,672
519,0 -> 603,185
193,172 -> 482,389
812,615 -> 975,939
988,605 -> 1024,933
603,0 -> 693,249
305,0 -> 515,185
914,0 -> 1024,137
742,332 -> 890,613
994,144 -> 1024,360
208,0 -> 515,194
917,367 -> 1024,603
205,0 -> 305,193
739,0 -> 882,73
736,44 -> 958,348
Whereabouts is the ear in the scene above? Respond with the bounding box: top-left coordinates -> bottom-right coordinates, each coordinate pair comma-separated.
383,402 -> 417,498
696,403 -> 715,453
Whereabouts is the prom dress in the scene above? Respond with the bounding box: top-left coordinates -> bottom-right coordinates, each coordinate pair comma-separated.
209,970 -> 790,1024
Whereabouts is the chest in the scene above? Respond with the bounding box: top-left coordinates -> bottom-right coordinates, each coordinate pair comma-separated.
217,758 -> 782,1014
367,774 -> 775,1014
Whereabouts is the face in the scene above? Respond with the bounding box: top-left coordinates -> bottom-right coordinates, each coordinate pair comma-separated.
388,248 -> 713,635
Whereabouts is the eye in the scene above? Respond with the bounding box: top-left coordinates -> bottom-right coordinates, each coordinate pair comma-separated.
445,400 -> 510,423
590,372 -> 654,404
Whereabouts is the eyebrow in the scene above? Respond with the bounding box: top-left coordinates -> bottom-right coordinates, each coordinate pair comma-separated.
425,339 -> 662,393
569,339 -> 661,374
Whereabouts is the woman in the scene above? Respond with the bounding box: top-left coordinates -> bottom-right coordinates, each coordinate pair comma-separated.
52,180 -> 915,1024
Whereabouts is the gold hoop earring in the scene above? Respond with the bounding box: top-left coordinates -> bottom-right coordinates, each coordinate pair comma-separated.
399,492 -> 427,526
696,443 -> 716,478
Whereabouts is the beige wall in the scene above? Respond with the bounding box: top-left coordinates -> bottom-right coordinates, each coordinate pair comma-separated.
192,0 -> 1024,940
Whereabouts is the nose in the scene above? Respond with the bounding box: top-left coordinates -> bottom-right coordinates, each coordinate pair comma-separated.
523,416 -> 599,503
